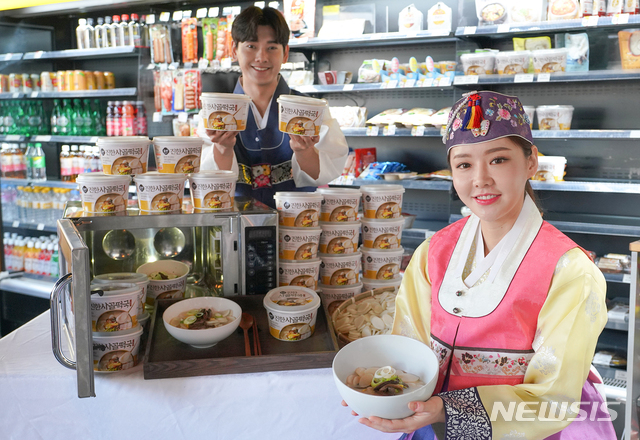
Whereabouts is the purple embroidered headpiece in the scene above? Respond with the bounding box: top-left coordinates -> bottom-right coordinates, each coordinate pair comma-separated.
443,91 -> 534,152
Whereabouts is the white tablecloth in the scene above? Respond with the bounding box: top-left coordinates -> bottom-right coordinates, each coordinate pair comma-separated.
0,311 -> 398,440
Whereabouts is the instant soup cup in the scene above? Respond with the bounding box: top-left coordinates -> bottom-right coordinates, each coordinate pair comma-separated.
495,51 -> 531,75
319,221 -> 360,254
279,226 -> 322,261
277,95 -> 327,136
536,105 -> 574,130
317,188 -> 360,222
163,296 -> 242,348
333,334 -> 439,419
279,259 -> 321,290
76,172 -> 130,213
97,136 -> 150,175
133,172 -> 186,212
318,282 -> 362,316
200,92 -> 251,131
523,106 -> 535,128
319,252 -> 361,286
263,286 -> 321,341
532,49 -> 568,74
92,272 -> 149,316
361,218 -> 403,250
93,326 -> 144,372
274,191 -> 323,227
361,247 -> 404,281
362,277 -> 402,293
459,52 -> 496,75
189,171 -> 237,210
153,136 -> 204,174
360,185 -> 405,220
89,282 -> 143,332
136,260 -> 190,307
533,156 -> 567,182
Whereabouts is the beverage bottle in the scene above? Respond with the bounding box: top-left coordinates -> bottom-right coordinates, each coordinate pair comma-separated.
4,238 -> 13,271
6,101 -> 17,135
14,238 -> 25,272
33,242 -> 42,275
122,100 -> 134,136
44,243 -> 54,276
51,99 -> 61,134
83,145 -> 92,172
111,15 -> 122,47
27,102 -> 42,136
76,18 -> 87,49
119,14 -> 130,46
14,144 -> 26,178
37,101 -> 49,135
0,102 -> 5,135
113,101 -> 123,136
29,143 -> 46,181
104,16 -> 115,48
41,188 -> 53,225
58,99 -> 72,134
95,17 -> 105,48
83,99 -> 94,135
60,145 -> 73,181
1,145 -> 9,177
140,15 -> 150,47
92,100 -> 106,136
25,143 -> 33,179
71,99 -> 84,136
135,101 -> 147,136
106,101 -> 114,136
84,17 -> 96,48
24,187 -> 34,223
50,243 -> 60,278
129,13 -> 142,46
15,101 -> 27,135
32,187 -> 42,224
70,145 -> 80,181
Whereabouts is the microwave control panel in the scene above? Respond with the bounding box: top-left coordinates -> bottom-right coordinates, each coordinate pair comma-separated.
244,226 -> 277,295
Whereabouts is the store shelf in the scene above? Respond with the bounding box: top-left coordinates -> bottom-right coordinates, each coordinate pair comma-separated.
292,81 -> 453,94
455,15 -> 640,39
0,275 -> 55,300
288,30 -> 455,50
454,70 -> 640,86
352,178 -> 452,191
0,53 -> 23,62
32,135 -> 101,143
0,92 -> 25,99
26,88 -> 137,99
2,220 -> 57,233
0,135 -> 28,142
341,128 -> 640,139
0,178 -> 78,189
531,180 -> 640,194
22,46 -> 141,60
604,273 -> 632,284
341,127 -> 442,137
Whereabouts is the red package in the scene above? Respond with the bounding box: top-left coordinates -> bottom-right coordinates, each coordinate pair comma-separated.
181,18 -> 198,64
183,69 -> 201,113
355,148 -> 377,177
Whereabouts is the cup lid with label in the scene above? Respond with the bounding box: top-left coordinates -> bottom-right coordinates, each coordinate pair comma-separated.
360,184 -> 405,193
277,95 -> 327,107
263,286 -> 321,313
200,92 -> 252,101
76,172 -> 131,185
152,136 -> 205,145
274,191 -> 324,201
93,272 -> 149,284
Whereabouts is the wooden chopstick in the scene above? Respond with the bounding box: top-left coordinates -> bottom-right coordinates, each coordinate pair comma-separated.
252,318 -> 262,356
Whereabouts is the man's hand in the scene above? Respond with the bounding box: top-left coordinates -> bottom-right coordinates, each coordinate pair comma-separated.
206,129 -> 238,150
289,134 -> 320,180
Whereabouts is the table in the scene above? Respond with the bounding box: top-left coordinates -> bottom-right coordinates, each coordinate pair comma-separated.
0,311 -> 398,440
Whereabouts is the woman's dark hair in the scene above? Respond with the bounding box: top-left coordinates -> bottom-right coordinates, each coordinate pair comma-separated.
231,6 -> 290,47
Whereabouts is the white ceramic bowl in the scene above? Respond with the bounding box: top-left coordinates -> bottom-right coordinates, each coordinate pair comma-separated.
162,297 -> 242,348
333,334 -> 439,419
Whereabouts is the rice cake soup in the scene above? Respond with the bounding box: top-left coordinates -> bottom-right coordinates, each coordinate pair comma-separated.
169,308 -> 236,329
346,366 -> 425,396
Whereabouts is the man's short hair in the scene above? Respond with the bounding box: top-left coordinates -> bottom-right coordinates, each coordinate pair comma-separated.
231,6 -> 290,47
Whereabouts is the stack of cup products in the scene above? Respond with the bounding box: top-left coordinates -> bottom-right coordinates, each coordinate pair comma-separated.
315,188 -> 363,316
87,274 -> 148,372
359,185 -> 405,294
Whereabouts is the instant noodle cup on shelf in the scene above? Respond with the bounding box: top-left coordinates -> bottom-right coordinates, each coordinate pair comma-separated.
279,259 -> 321,290
536,105 -> 574,130
317,188 -> 361,222
279,226 -> 322,261
318,282 -> 362,316
136,260 -> 190,307
200,92 -> 251,131
532,49 -> 568,74
133,172 -> 186,212
277,95 -> 327,136
263,286 -> 321,342
89,282 -> 142,332
523,106 -> 535,128
92,272 -> 149,316
189,171 -> 237,210
97,137 -> 150,176
319,222 -> 360,255
618,30 -> 640,70
362,277 -> 402,293
361,247 -> 404,281
459,52 -> 496,75
319,252 -> 362,286
532,156 -> 567,182
93,326 -> 143,372
360,185 -> 405,220
547,0 -> 580,20
361,218 -> 403,250
273,191 -> 323,227
153,136 -> 203,174
495,51 -> 531,75
76,172 -> 130,214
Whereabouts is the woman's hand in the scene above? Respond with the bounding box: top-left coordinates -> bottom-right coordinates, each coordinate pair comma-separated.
289,134 -> 320,180
289,134 -> 319,152
341,396 -> 445,434
206,129 -> 237,151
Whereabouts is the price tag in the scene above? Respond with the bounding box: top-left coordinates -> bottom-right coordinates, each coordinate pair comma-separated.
629,130 -> 640,138
343,84 -> 354,91
463,26 -> 477,35
159,12 -> 171,22
387,80 -> 398,89
497,24 -> 510,33
159,63 -> 168,71
254,1 -> 266,7
385,125 -> 396,136
537,73 -> 551,82
34,51 -> 44,59
37,223 -> 45,231
454,75 -> 479,85
153,112 -> 163,122
12,92 -> 20,98
366,126 -> 379,136
581,16 -> 599,27
614,369 -> 628,381
12,221 -> 19,228
6,135 -> 20,141
35,135 -> 51,142
146,14 -> 156,24
146,63 -> 156,70
412,126 -> 426,136
198,59 -> 209,69
184,62 -> 193,69
196,8 -> 208,18
431,29 -> 450,37
169,62 -> 180,70
404,79 -> 416,88
90,137 -> 99,143
514,73 -> 534,83
178,113 -> 188,122
613,13 -> 630,24
439,77 -> 452,87
623,273 -> 632,283
415,80 -> 423,87
30,92 -> 39,98
4,53 -> 12,61
208,7 -> 219,17
422,78 -> 434,87
172,11 -> 183,21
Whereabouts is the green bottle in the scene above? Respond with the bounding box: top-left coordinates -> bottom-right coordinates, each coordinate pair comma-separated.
51,99 -> 61,135
92,99 -> 105,136
16,101 -> 28,135
0,102 -> 5,135
71,99 -> 84,136
82,99 -> 93,136
27,100 -> 42,136
58,99 -> 71,135
5,102 -> 16,135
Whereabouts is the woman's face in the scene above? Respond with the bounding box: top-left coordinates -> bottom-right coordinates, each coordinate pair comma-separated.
450,137 -> 538,230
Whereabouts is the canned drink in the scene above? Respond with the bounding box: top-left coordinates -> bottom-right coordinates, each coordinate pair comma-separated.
0,74 -> 8,93
94,71 -> 105,89
85,71 -> 96,90
73,70 -> 87,91
65,70 -> 73,91
104,71 -> 115,89
41,72 -> 53,92
22,74 -> 33,93
56,71 -> 66,92
31,73 -> 41,91
9,73 -> 23,92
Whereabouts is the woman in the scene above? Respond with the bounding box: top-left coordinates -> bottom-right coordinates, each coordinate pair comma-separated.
349,91 -> 617,439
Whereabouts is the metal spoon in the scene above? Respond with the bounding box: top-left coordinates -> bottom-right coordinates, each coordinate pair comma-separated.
153,227 -> 186,258
239,313 -> 254,357
101,229 -> 136,260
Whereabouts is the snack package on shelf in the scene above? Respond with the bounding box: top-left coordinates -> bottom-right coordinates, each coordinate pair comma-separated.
358,59 -> 382,83
216,17 -> 230,61
476,0 -> 510,26
398,108 -> 436,127
366,108 -> 408,126
202,18 -> 219,63
562,33 -> 589,72
355,148 -> 376,177
428,2 -> 452,32
514,37 -> 552,72
285,0 -> 316,39
172,70 -> 184,112
623,0 -> 639,14
601,253 -> 631,272
153,70 -> 162,113
619,30 -> 640,70
547,0 -> 581,20
607,0 -> 624,15
150,24 -> 173,64
181,18 -> 198,64
160,70 -> 173,114
510,1 -> 544,23
184,69 -> 201,113
596,256 -> 625,274
429,107 -> 452,127
398,4 -> 423,34
172,118 -> 192,136
329,106 -> 368,127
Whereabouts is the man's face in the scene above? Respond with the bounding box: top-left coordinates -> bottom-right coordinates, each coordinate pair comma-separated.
232,25 -> 289,88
